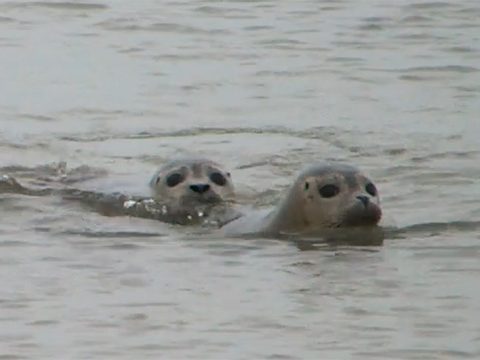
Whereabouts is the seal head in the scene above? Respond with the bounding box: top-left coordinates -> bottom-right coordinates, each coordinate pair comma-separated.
149,158 -> 234,206
264,162 -> 382,234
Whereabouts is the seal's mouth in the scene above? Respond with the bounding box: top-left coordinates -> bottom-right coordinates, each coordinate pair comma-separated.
340,203 -> 382,227
180,191 -> 223,205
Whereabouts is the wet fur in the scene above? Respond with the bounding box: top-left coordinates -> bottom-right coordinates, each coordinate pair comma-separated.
223,162 -> 381,236
149,157 -> 235,207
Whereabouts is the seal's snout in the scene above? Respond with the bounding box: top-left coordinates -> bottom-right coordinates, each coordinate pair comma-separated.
356,195 -> 369,208
190,184 -> 211,194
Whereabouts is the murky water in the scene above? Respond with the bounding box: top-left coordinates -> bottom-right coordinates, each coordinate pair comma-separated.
1,0 -> 479,358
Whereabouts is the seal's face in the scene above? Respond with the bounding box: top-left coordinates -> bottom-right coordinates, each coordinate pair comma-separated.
149,158 -> 234,206
296,164 -> 381,228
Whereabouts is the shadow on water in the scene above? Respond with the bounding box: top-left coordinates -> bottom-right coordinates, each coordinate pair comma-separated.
191,226 -> 387,252
388,221 -> 480,237
264,226 -> 385,251
209,220 -> 480,253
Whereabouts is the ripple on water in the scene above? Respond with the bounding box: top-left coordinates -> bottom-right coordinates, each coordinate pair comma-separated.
96,18 -> 230,35
2,1 -> 108,10
0,16 -> 15,23
58,230 -> 164,239
0,355 -> 29,360
358,349 -> 476,359
405,1 -> 460,10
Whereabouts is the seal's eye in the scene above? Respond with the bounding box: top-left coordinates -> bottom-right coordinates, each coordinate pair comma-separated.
166,173 -> 184,187
210,172 -> 226,186
304,181 -> 309,190
318,184 -> 340,198
365,182 -> 377,196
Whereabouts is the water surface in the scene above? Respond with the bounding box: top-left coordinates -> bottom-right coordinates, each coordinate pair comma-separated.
0,0 -> 479,358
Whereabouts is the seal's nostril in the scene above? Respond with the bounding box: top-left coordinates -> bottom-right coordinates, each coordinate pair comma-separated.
357,195 -> 369,208
190,184 -> 210,194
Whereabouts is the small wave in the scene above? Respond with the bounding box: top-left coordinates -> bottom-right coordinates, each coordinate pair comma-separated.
58,126 -> 342,143
391,221 -> 480,236
393,65 -> 478,74
405,2 -> 457,10
0,16 -> 15,22
96,19 -> 228,35
400,15 -> 434,23
0,162 -> 107,185
410,150 -> 480,162
7,1 -> 108,10
19,113 -> 55,121
58,230 -> 163,238
0,240 -> 31,247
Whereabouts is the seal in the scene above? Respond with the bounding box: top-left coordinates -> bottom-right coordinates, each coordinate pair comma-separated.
1,158 -> 236,225
222,162 -> 382,236
149,157 -> 235,207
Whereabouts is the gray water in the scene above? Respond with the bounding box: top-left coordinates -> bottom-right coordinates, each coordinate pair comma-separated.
1,0 -> 479,358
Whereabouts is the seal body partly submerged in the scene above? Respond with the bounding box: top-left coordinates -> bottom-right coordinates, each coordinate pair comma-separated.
222,162 -> 382,236
1,158 -> 237,226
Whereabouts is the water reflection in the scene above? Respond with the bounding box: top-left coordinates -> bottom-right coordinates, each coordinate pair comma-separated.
291,227 -> 385,251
